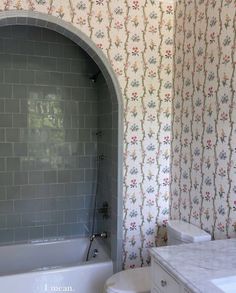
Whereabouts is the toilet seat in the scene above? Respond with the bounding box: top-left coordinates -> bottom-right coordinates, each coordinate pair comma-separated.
104,267 -> 150,293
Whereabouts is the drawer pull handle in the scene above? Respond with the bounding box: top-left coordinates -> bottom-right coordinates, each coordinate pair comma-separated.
161,280 -> 167,287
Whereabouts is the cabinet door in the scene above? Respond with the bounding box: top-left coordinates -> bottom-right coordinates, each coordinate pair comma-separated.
152,260 -> 181,293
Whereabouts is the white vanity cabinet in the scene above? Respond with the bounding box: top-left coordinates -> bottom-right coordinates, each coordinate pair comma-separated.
151,259 -> 193,293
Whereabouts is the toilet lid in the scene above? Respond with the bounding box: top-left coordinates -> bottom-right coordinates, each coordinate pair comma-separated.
167,220 -> 211,242
105,267 -> 150,293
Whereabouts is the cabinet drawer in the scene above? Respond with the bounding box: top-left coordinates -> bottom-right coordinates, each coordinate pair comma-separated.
152,261 -> 180,293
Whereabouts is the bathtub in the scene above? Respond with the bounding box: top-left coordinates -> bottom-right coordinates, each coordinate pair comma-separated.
0,237 -> 113,293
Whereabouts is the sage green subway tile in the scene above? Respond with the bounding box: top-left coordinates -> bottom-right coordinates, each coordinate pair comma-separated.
0,186 -> 6,200
71,142 -> 84,156
35,71 -> 50,85
58,170 -> 71,183
0,100 -> 4,112
0,215 -> 6,228
0,25 -> 104,245
64,209 -> 89,223
85,116 -> 97,129
71,170 -> 84,182
84,195 -> 95,209
7,214 -> 21,228
78,129 -> 91,142
7,185 -> 20,199
12,26 -> 30,40
0,84 -> 12,99
27,56 -> 42,70
14,171 -> 28,185
20,99 -> 28,113
5,99 -> 20,113
14,199 -> 43,213
49,184 -> 65,196
7,157 -> 20,171
63,73 -> 80,87
64,183 -> 77,196
12,84 -> 27,99
50,43 -> 64,58
65,101 -> 78,115
20,185 -> 37,199
0,158 -> 5,171
84,142 -> 96,156
14,143 -> 28,156
71,223 -> 86,236
33,42 -> 50,56
0,200 -> 13,213
5,69 -> 20,83
27,27 -> 42,41
56,58 -> 70,72
85,169 -> 96,182
43,225 -> 58,238
20,70 -> 35,84
50,72 -> 64,86
85,88 -> 98,102
78,102 -> 91,115
64,45 -> 86,59
29,171 -> 44,184
14,227 -> 29,242
0,143 -> 13,156
43,170 -> 57,183
76,156 -> 91,169
13,114 -> 27,127
35,184 -> 50,198
3,39 -> 18,54
0,114 -> 12,127
0,229 -> 14,243
64,157 -> 77,169
65,129 -> 77,142
12,55 -> 27,69
76,182 -> 94,196
71,87 -> 85,101
29,226 -> 43,240
56,196 -> 84,210
58,223 -> 84,237
0,129 -> 5,141
60,87 -> 72,100
16,40 -> 34,55
41,57 -> 57,71
70,59 -> 84,73
0,53 -> 12,68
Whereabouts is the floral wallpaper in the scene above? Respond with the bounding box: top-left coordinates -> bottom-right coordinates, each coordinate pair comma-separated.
1,0 -> 174,269
170,0 -> 236,240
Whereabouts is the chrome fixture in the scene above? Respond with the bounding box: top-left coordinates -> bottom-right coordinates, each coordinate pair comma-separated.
98,154 -> 105,161
92,249 -> 99,258
95,131 -> 103,137
90,232 -> 107,241
98,201 -> 110,219
89,71 -> 101,83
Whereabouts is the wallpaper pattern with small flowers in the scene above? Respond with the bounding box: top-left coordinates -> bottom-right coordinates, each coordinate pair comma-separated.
170,0 -> 236,241
2,0 -> 174,268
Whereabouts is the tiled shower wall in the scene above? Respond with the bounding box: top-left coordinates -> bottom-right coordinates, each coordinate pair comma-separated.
96,74 -> 113,250
0,25 -> 100,244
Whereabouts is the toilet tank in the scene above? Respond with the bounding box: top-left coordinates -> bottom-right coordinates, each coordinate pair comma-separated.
167,220 -> 211,245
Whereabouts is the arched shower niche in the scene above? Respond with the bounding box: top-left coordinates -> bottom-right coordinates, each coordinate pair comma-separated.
0,11 -> 123,272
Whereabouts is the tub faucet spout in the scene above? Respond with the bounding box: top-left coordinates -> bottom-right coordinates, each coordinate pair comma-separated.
90,232 -> 107,241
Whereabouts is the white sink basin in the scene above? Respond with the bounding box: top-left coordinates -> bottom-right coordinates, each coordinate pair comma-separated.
211,276 -> 236,293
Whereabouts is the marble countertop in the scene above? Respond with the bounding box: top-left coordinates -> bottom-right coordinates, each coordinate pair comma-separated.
150,238 -> 236,293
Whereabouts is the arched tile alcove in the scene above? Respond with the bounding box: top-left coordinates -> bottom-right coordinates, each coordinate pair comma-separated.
0,10 -> 123,272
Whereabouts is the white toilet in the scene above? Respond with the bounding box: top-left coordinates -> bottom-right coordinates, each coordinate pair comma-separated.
104,220 -> 211,293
